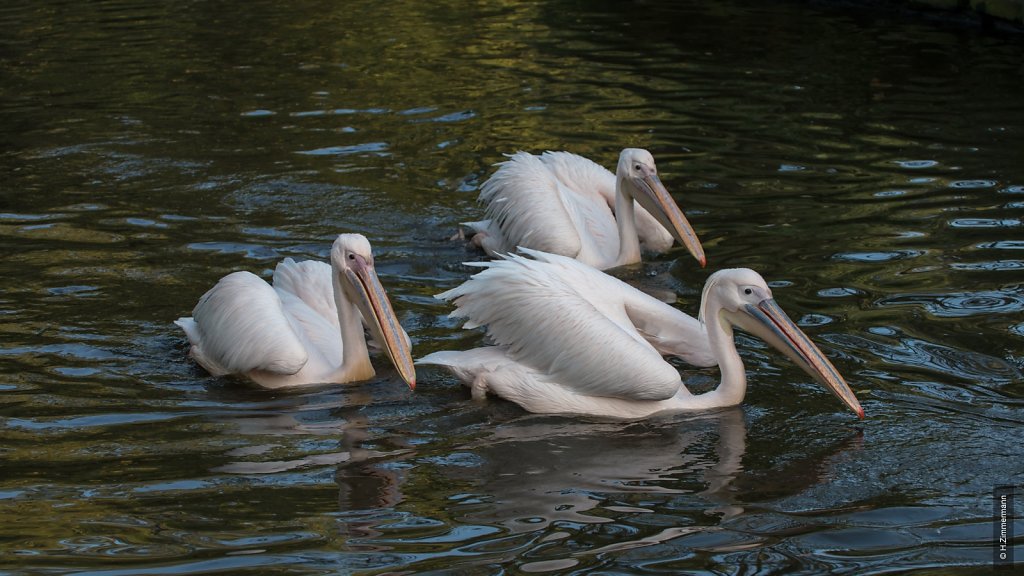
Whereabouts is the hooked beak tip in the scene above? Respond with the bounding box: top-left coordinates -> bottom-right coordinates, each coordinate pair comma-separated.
748,298 -> 864,420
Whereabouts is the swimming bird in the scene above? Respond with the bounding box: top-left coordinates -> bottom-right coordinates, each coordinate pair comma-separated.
176,234 -> 416,390
417,249 -> 862,419
463,149 -> 706,270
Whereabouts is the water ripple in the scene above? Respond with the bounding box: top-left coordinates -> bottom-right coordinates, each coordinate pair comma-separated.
949,179 -> 997,189
410,110 -> 477,124
5,412 -> 187,432
832,250 -> 925,263
290,107 -> 388,117
980,240 -> 1024,250
61,554 -> 310,576
894,160 -> 938,169
295,142 -> 389,156
950,260 -> 1024,271
875,288 -> 1024,317
186,242 -> 281,260
949,217 -> 1020,228
827,331 -> 1020,384
817,287 -> 866,298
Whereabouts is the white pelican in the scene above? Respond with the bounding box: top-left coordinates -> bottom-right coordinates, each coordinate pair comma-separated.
463,148 -> 706,270
417,249 -> 863,419
175,234 -> 416,390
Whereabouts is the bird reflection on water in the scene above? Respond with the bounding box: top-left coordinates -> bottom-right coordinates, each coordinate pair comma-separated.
327,406 -> 864,555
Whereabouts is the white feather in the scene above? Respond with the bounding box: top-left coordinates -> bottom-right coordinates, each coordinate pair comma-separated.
176,271 -> 310,376
175,234 -> 417,390
419,255 -> 863,420
471,149 -> 681,269
420,250 -> 712,405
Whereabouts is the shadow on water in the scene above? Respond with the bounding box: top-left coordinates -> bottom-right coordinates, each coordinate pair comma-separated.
327,407 -> 866,573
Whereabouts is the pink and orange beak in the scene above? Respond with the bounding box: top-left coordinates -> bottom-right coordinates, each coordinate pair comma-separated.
345,254 -> 417,390
732,297 -> 863,419
629,167 -> 706,268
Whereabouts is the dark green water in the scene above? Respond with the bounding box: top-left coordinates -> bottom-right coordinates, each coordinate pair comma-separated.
2,0 -> 1023,573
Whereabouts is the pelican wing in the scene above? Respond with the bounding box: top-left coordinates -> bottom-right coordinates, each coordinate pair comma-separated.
272,258 -> 338,328
625,299 -> 716,367
518,249 -> 715,367
271,256 -> 409,358
416,346 -> 513,387
439,252 -> 683,401
538,151 -> 615,193
185,271 -> 309,375
540,151 -> 674,254
554,180 -> 620,265
480,151 -> 615,259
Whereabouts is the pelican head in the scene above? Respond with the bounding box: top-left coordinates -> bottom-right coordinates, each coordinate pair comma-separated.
331,234 -> 417,389
617,148 -> 706,267
700,268 -> 863,418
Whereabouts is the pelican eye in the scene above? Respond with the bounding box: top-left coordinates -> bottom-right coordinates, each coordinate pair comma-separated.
744,288 -> 753,295
634,163 -> 642,171
348,253 -> 355,260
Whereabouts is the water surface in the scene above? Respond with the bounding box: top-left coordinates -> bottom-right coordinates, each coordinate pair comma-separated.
1,0 -> 1023,573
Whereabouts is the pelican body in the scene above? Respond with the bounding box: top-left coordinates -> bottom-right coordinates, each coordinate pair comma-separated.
465,149 -> 706,270
176,234 -> 416,390
418,250 -> 862,419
